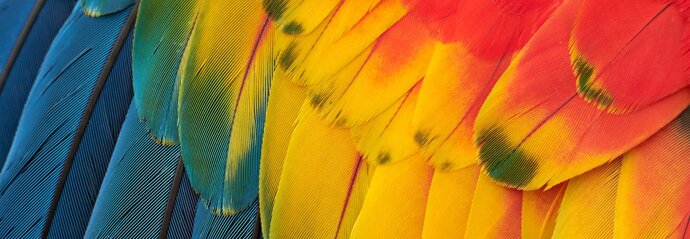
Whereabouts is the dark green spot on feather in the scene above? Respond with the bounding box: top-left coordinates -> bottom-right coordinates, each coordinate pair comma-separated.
263,0 -> 287,21
414,131 -> 430,146
282,21 -> 303,35
377,152 -> 391,164
310,94 -> 327,109
477,127 -> 538,187
279,42 -> 297,70
573,56 -> 614,107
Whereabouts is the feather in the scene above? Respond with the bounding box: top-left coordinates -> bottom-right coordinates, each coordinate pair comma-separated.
464,173 -> 522,238
0,4 -> 136,237
351,83 -> 421,165
0,0 -> 75,166
521,184 -> 565,238
177,0 -> 273,214
258,69 -> 307,237
276,0 -> 412,87
411,0 -> 560,171
313,13 -> 433,127
350,156 -> 433,238
264,0 -> 340,35
421,165 -> 480,238
80,0 -> 134,17
473,0 -> 690,189
269,104 -> 370,238
570,0 -> 688,113
84,104 -> 196,238
191,200 -> 260,239
412,42 -> 509,170
613,107 -> 690,238
131,0 -> 198,144
552,160 -> 620,238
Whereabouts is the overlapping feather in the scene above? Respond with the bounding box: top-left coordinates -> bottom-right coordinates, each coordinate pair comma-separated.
0,0 -> 75,166
0,4 -> 136,237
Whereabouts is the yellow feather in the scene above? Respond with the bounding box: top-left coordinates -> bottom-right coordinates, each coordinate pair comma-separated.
351,156 -> 433,238
268,0 -> 340,35
299,0 -> 410,87
552,161 -> 620,238
521,184 -> 566,239
269,104 -> 368,238
413,42 -> 507,170
259,69 -> 307,237
613,109 -> 690,238
422,165 -> 480,239
465,173 -> 522,238
351,84 -> 421,165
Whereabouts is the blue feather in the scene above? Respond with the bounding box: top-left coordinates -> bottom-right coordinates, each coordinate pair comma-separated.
0,0 -> 76,165
192,199 -> 260,239
0,0 -> 36,68
85,103 -> 196,238
47,31 -> 133,238
0,4 -> 134,238
168,175 -> 199,239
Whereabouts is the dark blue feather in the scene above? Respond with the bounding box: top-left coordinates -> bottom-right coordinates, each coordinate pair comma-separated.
0,0 -> 76,164
85,103 -> 196,238
46,31 -> 133,238
192,199 -> 260,239
0,0 -> 36,67
0,4 -> 134,238
168,175 -> 199,239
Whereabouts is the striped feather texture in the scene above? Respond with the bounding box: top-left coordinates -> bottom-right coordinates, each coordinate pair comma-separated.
177,0 -> 274,214
191,200 -> 260,239
46,30 -> 134,239
0,4 -> 134,237
80,0 -> 134,17
85,103 -> 194,238
258,69 -> 307,237
0,0 -> 75,166
132,0 -> 198,145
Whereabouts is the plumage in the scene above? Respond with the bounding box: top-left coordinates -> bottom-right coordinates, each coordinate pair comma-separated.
0,0 -> 75,165
177,0 -> 273,214
131,0 -> 198,145
85,104 -> 193,238
269,104 -> 369,238
421,165 -> 479,238
258,69 -> 306,237
552,161 -> 620,238
80,0 -> 134,17
474,0 -> 690,189
570,0 -> 688,113
0,0 -> 689,238
464,173 -> 522,238
0,4 -> 135,237
350,155 -> 433,239
614,107 -> 690,237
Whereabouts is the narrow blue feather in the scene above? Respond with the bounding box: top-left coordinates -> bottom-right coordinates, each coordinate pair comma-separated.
0,0 -> 76,165
192,199 -> 260,239
0,0 -> 36,67
47,32 -> 133,238
168,172 -> 199,239
0,4 -> 133,238
85,103 -> 197,238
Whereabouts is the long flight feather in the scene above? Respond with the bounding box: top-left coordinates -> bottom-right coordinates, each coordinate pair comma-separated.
0,0 -> 75,165
0,4 -> 135,237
